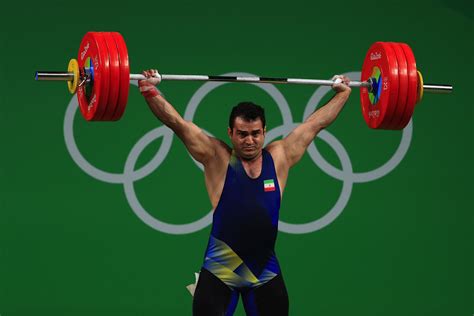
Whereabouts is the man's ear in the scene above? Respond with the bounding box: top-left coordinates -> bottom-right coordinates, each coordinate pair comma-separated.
227,127 -> 232,138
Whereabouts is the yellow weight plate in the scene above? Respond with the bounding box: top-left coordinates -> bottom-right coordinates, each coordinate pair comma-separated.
417,70 -> 424,103
67,58 -> 79,94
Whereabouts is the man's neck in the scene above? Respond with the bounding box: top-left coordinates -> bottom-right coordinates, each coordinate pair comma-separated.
239,150 -> 263,178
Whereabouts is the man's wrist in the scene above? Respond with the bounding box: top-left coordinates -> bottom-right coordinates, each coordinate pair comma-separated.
139,81 -> 160,99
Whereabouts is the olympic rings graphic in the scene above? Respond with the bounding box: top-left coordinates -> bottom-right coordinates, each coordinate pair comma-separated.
64,71 -> 413,235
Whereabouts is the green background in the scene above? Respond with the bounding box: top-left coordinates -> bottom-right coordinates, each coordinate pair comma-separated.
1,0 -> 472,315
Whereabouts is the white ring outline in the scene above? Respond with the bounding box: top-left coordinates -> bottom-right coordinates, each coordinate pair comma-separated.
63,72 -> 413,234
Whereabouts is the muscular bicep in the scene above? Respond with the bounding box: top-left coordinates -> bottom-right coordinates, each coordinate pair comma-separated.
175,120 -> 220,164
281,121 -> 322,167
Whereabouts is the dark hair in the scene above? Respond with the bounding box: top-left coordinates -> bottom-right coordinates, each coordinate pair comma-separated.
228,102 -> 266,129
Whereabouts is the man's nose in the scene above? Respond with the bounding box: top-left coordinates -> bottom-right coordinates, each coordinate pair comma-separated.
245,135 -> 255,143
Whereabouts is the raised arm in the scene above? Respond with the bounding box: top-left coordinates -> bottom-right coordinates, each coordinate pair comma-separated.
268,75 -> 352,171
139,69 -> 219,165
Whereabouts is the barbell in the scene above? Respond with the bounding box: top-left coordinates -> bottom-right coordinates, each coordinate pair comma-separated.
35,31 -> 452,129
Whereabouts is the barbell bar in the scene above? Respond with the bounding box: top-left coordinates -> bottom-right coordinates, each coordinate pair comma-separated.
35,71 -> 452,92
36,71 -> 373,88
35,31 -> 453,129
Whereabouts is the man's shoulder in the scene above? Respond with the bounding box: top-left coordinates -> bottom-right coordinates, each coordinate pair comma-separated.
265,140 -> 285,154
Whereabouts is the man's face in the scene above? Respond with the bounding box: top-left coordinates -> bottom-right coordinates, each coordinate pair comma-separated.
228,116 -> 266,160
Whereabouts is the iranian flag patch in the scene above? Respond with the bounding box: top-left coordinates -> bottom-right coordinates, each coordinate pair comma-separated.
264,179 -> 276,192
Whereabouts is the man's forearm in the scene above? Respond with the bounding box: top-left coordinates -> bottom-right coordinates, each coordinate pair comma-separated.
145,94 -> 185,130
138,71 -> 186,131
306,90 -> 351,129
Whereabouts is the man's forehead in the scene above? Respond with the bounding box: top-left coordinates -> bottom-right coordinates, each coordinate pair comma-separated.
235,128 -> 263,133
233,117 -> 264,129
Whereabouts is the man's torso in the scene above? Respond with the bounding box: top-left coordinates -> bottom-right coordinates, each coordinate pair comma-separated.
203,139 -> 289,209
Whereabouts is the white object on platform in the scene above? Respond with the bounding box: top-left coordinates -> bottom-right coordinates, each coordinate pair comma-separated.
186,272 -> 201,297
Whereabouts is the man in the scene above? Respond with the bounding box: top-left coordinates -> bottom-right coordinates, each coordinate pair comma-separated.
139,70 -> 351,316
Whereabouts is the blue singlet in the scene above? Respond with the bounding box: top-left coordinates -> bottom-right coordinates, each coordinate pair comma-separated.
202,149 -> 282,290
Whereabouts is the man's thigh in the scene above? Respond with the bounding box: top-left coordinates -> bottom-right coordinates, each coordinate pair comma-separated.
242,274 -> 289,316
193,268 -> 236,316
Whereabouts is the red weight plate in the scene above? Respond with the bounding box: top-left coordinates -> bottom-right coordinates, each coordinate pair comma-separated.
398,43 -> 417,129
110,32 -> 130,121
100,32 -> 121,121
386,42 -> 408,130
89,32 -> 111,121
77,32 -> 106,120
360,42 -> 399,129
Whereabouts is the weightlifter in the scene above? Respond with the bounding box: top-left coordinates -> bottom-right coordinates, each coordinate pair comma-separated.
138,69 -> 352,316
